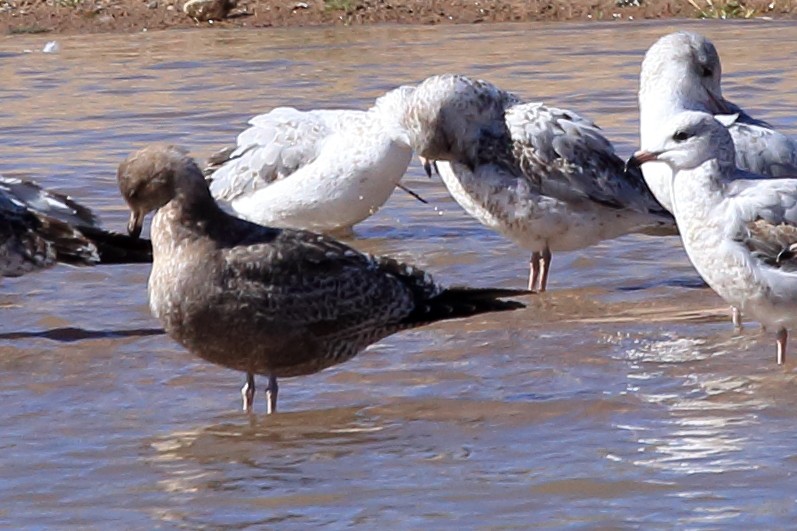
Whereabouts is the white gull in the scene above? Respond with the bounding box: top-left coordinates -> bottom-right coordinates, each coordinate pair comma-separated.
400,74 -> 674,291
639,30 -> 797,214
204,86 -> 416,234
633,111 -> 797,365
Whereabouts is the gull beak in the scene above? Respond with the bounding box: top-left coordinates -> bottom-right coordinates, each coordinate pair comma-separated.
127,210 -> 144,239
628,150 -> 660,168
418,156 -> 438,178
706,88 -> 733,115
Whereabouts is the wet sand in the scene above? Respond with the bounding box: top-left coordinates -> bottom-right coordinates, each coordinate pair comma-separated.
2,0 -> 796,35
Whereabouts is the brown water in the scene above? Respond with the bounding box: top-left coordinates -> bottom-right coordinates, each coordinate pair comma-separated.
2,19 -> 797,528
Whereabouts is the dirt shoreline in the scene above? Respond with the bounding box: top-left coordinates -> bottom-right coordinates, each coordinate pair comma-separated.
1,0 -> 795,35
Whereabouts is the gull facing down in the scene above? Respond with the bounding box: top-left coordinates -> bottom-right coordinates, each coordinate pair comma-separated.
118,145 -> 529,414
401,74 -> 674,291
632,111 -> 797,364
204,86 -> 416,234
1,176 -> 151,278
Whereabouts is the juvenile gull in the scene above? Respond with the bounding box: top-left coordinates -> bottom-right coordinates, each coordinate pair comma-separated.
639,30 -> 797,213
400,74 -> 674,291
0,176 -> 151,278
632,111 -> 797,364
204,86 -> 416,234
118,145 -> 529,414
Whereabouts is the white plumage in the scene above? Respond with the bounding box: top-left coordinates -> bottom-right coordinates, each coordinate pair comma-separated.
205,87 -> 416,234
401,74 -> 674,291
638,30 -> 797,214
634,111 -> 797,364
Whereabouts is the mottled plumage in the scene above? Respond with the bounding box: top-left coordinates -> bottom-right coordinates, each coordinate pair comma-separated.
203,86 -> 416,233
118,145 -> 528,413
633,111 -> 797,364
736,220 -> 797,272
639,31 -> 797,213
401,74 -> 673,291
0,176 -> 151,278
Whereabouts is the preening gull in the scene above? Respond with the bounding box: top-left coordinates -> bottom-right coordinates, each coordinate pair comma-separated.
632,111 -> 797,365
118,145 -> 529,414
639,30 -> 797,213
0,176 -> 151,278
204,86 -> 417,234
400,74 -> 674,291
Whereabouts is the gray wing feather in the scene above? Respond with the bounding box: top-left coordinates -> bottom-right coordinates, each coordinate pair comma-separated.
730,122 -> 797,177
507,103 -> 670,216
206,108 -> 360,201
717,104 -> 797,177
728,177 -> 797,271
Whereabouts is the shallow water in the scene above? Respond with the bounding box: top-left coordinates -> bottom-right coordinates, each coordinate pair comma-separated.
2,19 -> 797,528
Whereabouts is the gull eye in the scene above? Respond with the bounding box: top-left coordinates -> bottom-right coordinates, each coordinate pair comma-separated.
673,131 -> 690,142
700,66 -> 713,77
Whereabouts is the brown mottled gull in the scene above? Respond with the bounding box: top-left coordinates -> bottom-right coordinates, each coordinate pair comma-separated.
117,145 -> 529,414
0,176 -> 151,278
400,74 -> 674,292
632,111 -> 797,365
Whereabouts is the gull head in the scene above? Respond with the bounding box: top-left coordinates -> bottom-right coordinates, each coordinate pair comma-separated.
117,145 -> 203,238
400,74 -> 518,167
631,111 -> 736,173
640,31 -> 731,115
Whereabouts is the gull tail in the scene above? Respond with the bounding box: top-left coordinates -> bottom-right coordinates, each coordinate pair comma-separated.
75,225 -> 153,264
404,287 -> 530,326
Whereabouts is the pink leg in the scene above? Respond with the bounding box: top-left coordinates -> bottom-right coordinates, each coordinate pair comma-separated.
732,306 -> 742,330
539,246 -> 552,292
266,375 -> 279,414
777,328 -> 788,365
241,373 -> 255,412
529,252 -> 540,291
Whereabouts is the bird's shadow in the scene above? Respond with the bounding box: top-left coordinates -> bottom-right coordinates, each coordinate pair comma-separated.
617,276 -> 709,292
0,326 -> 164,342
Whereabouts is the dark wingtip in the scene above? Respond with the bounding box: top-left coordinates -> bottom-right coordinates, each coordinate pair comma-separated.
77,225 -> 153,264
403,286 -> 530,326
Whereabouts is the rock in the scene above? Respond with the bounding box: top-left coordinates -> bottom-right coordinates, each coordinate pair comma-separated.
183,0 -> 235,21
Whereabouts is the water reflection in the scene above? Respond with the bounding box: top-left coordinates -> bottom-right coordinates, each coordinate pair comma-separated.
2,19 -> 797,528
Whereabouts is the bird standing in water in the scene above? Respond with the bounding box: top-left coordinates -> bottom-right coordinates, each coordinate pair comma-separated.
118,145 -> 529,413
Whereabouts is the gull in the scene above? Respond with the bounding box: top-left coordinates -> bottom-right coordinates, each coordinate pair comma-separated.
632,111 -> 797,365
638,30 -> 797,327
204,86 -> 417,234
638,30 -> 797,213
1,176 -> 151,278
400,74 -> 674,291
117,145 -> 529,414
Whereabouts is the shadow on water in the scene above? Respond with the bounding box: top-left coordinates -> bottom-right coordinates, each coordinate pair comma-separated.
0,326 -> 164,342
617,275 -> 710,292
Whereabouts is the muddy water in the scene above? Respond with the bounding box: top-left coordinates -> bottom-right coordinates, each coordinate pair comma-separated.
2,20 -> 797,527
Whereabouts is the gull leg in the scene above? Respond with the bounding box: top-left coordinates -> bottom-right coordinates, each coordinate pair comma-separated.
265,375 -> 279,414
732,306 -> 743,330
776,328 -> 788,365
241,373 -> 255,412
529,251 -> 541,291
538,246 -> 552,292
